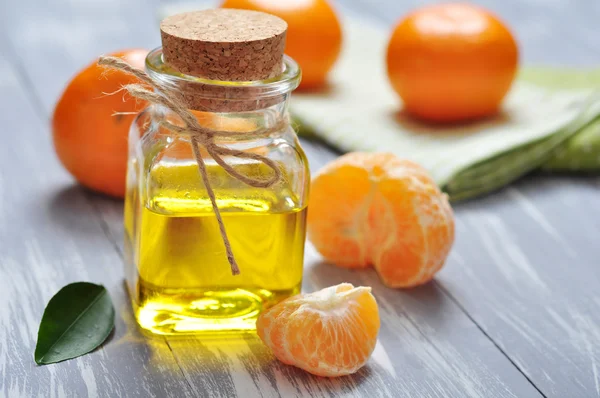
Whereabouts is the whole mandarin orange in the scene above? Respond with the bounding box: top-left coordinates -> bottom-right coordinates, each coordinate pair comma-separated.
386,3 -> 518,122
52,49 -> 148,198
221,0 -> 342,89
308,153 -> 455,288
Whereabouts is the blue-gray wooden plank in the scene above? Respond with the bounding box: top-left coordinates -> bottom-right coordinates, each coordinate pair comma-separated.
0,37 -> 194,397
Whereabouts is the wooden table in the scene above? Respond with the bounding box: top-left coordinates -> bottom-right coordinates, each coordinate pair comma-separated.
1,0 -> 598,397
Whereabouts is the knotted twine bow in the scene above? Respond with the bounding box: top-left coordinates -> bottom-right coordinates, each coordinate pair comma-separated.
98,56 -> 284,276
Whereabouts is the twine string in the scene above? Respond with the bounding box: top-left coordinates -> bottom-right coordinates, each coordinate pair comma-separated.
98,55 -> 283,275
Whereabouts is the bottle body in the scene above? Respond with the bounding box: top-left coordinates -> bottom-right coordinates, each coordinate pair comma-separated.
124,99 -> 309,335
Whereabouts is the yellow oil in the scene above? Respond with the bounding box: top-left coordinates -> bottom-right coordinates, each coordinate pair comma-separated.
124,160 -> 307,335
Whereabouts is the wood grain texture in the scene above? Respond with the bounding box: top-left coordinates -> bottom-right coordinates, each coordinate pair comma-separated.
438,179 -> 600,398
1,0 -> 599,397
163,246 -> 542,397
0,41 -> 192,397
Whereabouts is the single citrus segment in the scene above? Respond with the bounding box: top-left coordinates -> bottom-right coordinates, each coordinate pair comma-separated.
386,3 -> 518,122
308,153 -> 455,288
257,283 -> 379,377
221,0 -> 342,89
52,49 -> 148,198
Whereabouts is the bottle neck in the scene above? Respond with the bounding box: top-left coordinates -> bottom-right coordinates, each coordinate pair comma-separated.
145,48 -> 300,115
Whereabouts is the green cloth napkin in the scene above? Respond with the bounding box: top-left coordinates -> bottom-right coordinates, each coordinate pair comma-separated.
292,21 -> 600,201
519,68 -> 600,172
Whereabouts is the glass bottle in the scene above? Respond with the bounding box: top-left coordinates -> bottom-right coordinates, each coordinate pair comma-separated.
123,10 -> 309,335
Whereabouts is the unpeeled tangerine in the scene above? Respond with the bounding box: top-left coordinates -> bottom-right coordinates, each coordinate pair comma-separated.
308,152 -> 455,288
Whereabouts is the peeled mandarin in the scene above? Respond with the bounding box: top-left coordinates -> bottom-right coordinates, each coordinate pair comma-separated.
308,152 -> 455,288
257,283 -> 380,377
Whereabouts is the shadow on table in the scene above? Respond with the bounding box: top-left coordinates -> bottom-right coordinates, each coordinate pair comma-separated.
391,108 -> 513,138
450,171 -> 599,210
306,261 -> 446,320
163,328 -> 377,395
48,183 -> 123,231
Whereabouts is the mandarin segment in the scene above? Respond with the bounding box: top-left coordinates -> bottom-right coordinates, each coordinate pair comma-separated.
308,152 -> 455,288
308,162 -> 372,268
256,283 -> 380,377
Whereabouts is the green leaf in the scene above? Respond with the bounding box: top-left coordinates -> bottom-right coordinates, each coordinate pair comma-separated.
35,282 -> 115,365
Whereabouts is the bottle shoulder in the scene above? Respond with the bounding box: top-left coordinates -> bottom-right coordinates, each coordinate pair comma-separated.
132,111 -> 308,173
129,111 -> 310,215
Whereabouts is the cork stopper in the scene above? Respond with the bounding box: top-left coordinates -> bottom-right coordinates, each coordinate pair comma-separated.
160,9 -> 287,82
